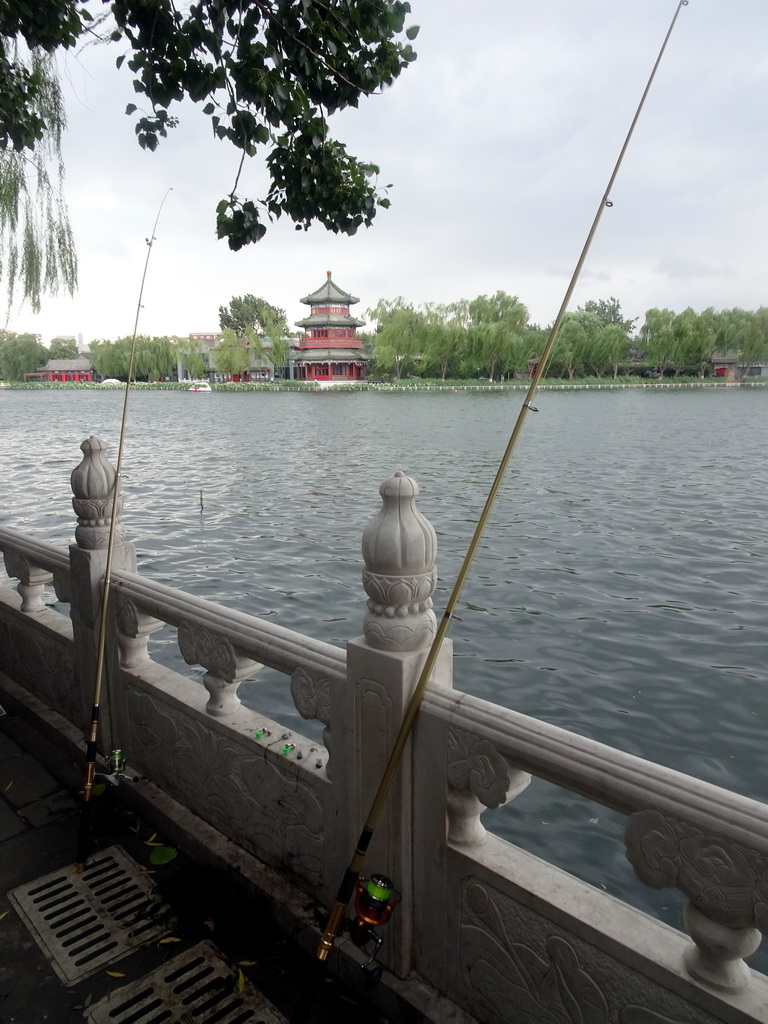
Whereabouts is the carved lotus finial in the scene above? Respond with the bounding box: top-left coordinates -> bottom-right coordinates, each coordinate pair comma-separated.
71,436 -> 123,549
362,471 -> 436,577
71,436 -> 115,500
361,471 -> 437,651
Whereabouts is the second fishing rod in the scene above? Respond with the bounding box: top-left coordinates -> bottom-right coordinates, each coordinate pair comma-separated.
301,0 -> 691,1000
75,189 -> 173,870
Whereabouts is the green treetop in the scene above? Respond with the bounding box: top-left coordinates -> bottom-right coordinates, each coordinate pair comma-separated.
1,1 -> 418,261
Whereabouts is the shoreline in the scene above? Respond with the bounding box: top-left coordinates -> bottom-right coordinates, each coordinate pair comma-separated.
2,379 -> 767,392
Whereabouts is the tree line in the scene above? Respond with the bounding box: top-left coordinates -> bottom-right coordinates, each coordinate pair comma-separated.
365,295 -> 768,381
0,294 -> 291,381
3,295 -> 768,383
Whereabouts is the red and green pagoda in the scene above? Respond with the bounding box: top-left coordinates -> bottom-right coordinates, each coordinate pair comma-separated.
293,271 -> 368,381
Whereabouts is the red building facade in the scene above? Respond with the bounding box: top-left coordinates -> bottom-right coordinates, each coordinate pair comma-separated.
293,272 -> 368,381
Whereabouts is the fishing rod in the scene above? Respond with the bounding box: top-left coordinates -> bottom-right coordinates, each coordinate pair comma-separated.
75,188 -> 173,871
304,0 -> 690,992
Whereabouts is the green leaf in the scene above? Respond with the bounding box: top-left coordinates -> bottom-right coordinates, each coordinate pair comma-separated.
149,845 -> 178,866
125,103 -> 137,115
406,25 -> 420,40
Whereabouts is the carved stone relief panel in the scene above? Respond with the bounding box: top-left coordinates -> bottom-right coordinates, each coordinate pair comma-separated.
459,876 -> 720,1024
0,614 -> 77,724
124,687 -> 324,887
239,752 -> 324,886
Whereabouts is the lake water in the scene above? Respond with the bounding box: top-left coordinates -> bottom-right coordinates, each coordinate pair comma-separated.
2,386 -> 767,947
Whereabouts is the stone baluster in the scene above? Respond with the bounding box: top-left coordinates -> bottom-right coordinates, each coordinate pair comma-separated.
625,809 -> 764,993
69,436 -> 137,747
290,667 -> 331,771
113,590 -> 164,671
3,550 -> 53,613
336,470 -> 445,979
446,726 -> 530,846
178,621 -> 262,717
683,900 -> 761,991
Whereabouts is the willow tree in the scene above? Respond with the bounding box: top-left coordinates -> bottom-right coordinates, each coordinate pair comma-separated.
0,330 -> 47,380
639,308 -> 677,376
0,49 -> 77,313
213,328 -> 259,379
368,298 -> 426,379
90,335 -> 177,380
422,301 -> 469,380
176,338 -> 208,380
468,292 -> 529,381
3,1 -> 418,265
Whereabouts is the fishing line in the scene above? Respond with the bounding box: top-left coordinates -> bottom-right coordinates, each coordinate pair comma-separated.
308,0 -> 690,981
75,187 -> 173,871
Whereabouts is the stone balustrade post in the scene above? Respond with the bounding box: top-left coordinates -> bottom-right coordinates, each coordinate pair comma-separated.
68,436 -> 137,753
333,471 -> 446,979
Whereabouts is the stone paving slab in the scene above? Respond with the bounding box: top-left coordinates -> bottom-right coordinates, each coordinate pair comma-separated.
0,751 -> 60,807
0,795 -> 25,841
17,788 -> 78,827
0,731 -> 21,761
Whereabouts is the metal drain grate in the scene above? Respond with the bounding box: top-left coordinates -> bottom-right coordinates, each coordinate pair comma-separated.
85,941 -> 286,1024
8,845 -> 173,985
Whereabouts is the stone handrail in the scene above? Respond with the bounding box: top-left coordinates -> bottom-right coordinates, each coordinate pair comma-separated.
426,685 -> 768,995
109,566 -> 346,684
0,526 -> 71,611
426,686 -> 768,853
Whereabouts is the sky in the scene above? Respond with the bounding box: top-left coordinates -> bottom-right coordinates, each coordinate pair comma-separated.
7,0 -> 768,347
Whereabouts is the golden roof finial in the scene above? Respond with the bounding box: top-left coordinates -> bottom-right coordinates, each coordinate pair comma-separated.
327,269 -> 332,278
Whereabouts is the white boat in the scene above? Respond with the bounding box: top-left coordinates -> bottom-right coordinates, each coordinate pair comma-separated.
188,381 -> 212,392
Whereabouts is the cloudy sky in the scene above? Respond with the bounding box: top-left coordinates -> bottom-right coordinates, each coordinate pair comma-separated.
8,0 -> 768,346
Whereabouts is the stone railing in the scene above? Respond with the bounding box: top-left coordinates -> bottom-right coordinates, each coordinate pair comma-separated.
1,435 -> 768,1024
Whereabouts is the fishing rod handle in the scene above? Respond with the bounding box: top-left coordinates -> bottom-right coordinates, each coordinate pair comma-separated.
317,900 -> 348,961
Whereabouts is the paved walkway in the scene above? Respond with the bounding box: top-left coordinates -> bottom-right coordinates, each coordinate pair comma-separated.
0,709 -> 395,1024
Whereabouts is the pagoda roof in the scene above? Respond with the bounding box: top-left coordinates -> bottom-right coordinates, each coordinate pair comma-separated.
295,312 -> 365,329
293,348 -> 370,363
300,271 -> 359,306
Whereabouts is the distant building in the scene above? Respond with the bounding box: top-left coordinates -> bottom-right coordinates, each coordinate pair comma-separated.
24,356 -> 94,383
711,350 -> 768,379
292,271 -> 368,382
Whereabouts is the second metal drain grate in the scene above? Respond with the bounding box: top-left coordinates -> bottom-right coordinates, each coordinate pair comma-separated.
85,941 -> 286,1023
8,845 -> 173,984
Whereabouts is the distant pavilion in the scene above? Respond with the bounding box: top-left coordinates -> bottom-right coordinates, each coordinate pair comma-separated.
292,272 -> 368,382
24,356 -> 94,382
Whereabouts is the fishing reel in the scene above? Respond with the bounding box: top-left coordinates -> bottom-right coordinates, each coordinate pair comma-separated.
96,749 -> 141,787
347,874 -> 400,989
